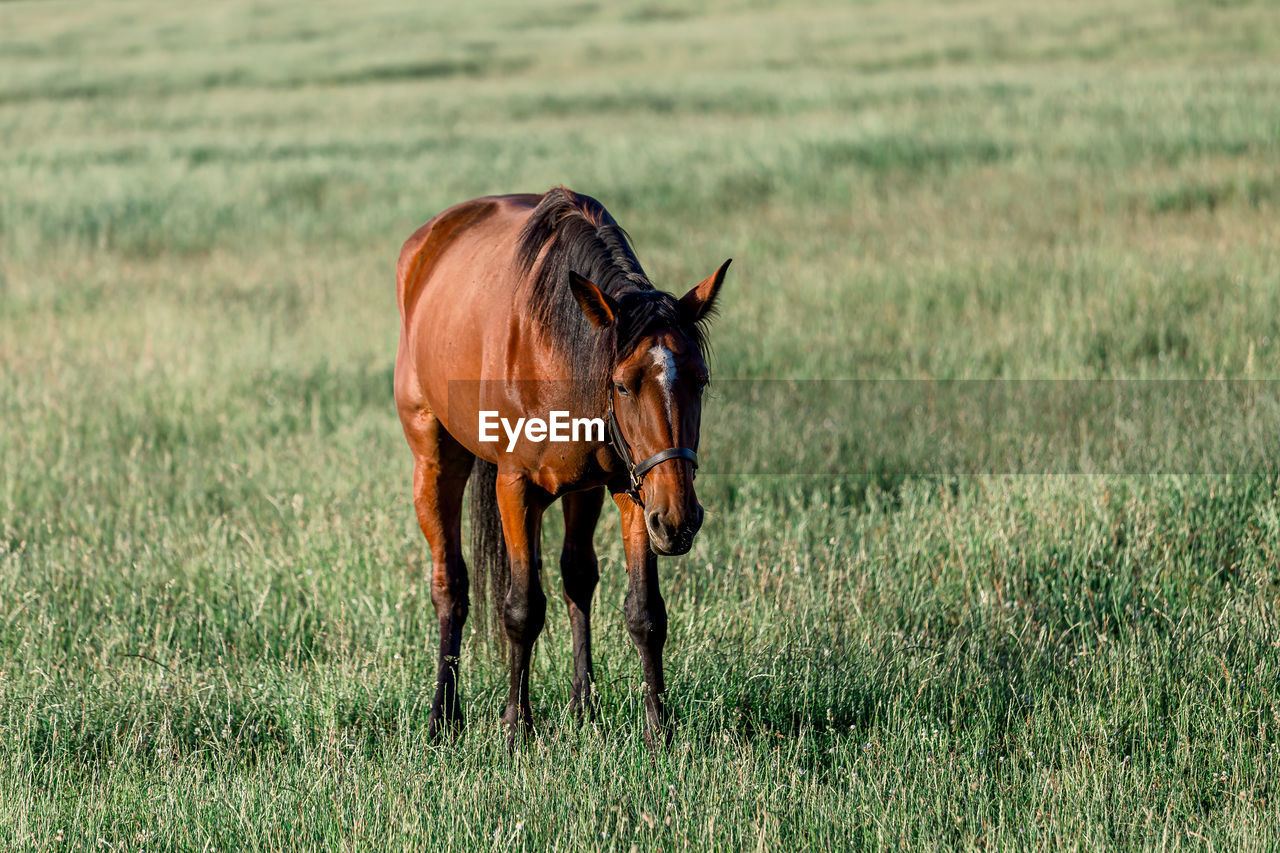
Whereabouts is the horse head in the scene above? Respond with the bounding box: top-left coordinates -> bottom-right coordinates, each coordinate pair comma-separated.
568,260 -> 731,555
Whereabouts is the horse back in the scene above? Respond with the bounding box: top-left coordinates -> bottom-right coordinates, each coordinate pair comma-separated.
398,195 -> 530,323
395,194 -> 545,437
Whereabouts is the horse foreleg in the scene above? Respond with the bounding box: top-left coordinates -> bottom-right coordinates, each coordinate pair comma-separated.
615,494 -> 671,749
560,487 -> 604,721
495,473 -> 551,745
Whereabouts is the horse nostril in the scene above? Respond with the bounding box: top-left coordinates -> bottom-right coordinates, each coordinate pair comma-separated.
694,504 -> 704,527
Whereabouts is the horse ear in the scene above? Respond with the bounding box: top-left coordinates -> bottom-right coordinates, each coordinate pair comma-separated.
568,271 -> 619,328
679,259 -> 731,323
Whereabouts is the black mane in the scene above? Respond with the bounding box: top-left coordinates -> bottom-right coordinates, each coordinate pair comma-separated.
515,187 -> 707,409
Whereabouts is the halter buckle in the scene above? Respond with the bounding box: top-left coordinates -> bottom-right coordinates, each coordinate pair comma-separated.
606,396 -> 698,509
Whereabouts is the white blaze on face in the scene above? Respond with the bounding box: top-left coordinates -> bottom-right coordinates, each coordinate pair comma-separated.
649,344 -> 678,429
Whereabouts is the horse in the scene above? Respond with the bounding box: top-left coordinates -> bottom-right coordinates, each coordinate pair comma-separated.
393,186 -> 730,746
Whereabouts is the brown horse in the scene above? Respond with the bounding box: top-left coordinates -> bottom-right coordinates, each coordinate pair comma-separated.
394,187 -> 730,745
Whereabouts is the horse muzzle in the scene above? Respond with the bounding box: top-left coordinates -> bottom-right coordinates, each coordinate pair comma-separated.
646,503 -> 704,556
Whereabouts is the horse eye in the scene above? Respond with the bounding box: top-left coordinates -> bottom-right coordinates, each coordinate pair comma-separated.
615,382 -> 630,398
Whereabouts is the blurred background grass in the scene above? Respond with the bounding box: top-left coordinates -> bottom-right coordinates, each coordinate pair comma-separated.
3,0 -> 1280,849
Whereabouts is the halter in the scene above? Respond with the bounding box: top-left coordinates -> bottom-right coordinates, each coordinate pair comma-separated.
606,395 -> 698,506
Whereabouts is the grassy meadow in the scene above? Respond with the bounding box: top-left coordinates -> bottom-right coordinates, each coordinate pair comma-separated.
4,0 -> 1280,848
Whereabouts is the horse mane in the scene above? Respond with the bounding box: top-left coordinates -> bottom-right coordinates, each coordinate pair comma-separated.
515,186 -> 708,409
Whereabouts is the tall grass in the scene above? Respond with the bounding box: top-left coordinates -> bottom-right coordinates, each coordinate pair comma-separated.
3,0 -> 1280,848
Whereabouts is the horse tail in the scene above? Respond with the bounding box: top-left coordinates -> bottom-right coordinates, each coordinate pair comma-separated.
469,458 -> 509,654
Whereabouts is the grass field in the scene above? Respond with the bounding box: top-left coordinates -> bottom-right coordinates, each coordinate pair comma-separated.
4,0 -> 1280,848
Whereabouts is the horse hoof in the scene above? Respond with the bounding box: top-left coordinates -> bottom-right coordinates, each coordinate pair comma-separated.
569,691 -> 599,726
501,708 -> 535,749
428,708 -> 464,741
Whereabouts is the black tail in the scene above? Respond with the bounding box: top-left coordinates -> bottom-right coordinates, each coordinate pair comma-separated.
469,458 -> 509,654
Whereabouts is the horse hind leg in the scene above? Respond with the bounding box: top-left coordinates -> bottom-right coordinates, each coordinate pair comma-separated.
560,487 -> 604,721
400,403 -> 474,738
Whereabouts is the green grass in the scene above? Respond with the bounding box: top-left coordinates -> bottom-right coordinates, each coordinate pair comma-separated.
4,0 -> 1280,848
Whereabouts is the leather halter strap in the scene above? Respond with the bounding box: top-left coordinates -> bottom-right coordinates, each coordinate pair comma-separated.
606,396 -> 698,506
